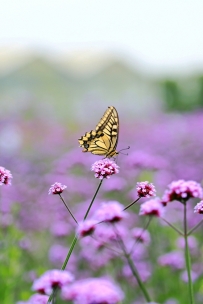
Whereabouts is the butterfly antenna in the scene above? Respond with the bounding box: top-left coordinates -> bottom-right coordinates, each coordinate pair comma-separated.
118,146 -> 130,156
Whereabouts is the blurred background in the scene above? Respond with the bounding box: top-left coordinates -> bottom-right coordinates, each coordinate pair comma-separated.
1,0 -> 203,125
2,1 -> 203,303
1,0 -> 203,156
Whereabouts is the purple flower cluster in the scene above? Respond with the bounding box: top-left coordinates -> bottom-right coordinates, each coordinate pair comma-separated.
194,201 -> 203,214
61,277 -> 124,304
91,159 -> 119,179
17,294 -> 49,304
93,201 -> 126,223
131,227 -> 151,244
162,180 -> 203,204
77,220 -> 97,237
139,198 -> 164,217
32,269 -> 74,295
0,166 -> 12,185
136,181 -> 156,198
48,182 -> 67,195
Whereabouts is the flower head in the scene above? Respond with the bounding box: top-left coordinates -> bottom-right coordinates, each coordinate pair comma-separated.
158,251 -> 185,270
32,269 -> 74,295
17,294 -> 49,304
93,201 -> 126,223
0,166 -> 12,185
91,159 -> 119,179
162,180 -> 203,204
48,182 -> 67,195
77,220 -> 97,237
194,200 -> 203,214
139,198 -> 164,217
131,227 -> 151,244
61,277 -> 124,304
136,181 -> 156,198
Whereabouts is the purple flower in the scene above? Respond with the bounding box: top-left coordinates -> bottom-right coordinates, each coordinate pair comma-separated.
139,198 -> 164,217
136,181 -> 156,198
158,251 -> 185,270
77,220 -> 97,237
181,270 -> 199,282
48,182 -> 67,195
123,261 -> 151,283
0,166 -> 12,185
32,269 -> 74,295
194,200 -> 203,214
61,277 -> 124,304
162,180 -> 203,204
176,236 -> 198,255
91,159 -> 119,179
17,294 -> 49,304
93,201 -> 126,223
131,227 -> 151,244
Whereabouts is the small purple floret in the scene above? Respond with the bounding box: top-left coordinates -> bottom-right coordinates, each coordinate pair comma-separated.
136,181 -> 156,198
77,220 -> 97,237
194,200 -> 203,214
48,182 -> 67,195
32,269 -> 74,295
139,198 -> 164,217
0,166 -> 12,185
93,201 -> 126,223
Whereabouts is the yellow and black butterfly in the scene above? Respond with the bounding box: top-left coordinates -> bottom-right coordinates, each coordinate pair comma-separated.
78,106 -> 119,158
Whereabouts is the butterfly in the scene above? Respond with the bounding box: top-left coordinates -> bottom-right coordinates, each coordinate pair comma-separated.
78,106 -> 119,158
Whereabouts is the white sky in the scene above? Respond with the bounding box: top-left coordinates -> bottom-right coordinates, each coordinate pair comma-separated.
1,0 -> 203,75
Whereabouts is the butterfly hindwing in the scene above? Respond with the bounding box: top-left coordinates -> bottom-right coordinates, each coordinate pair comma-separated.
78,106 -> 119,158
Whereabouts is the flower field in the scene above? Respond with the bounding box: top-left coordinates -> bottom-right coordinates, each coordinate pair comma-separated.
1,110 -> 203,304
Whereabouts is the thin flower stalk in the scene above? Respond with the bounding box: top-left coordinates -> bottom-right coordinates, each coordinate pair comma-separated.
59,194 -> 78,224
113,225 -> 152,303
123,197 -> 140,211
161,217 -> 184,236
129,217 -> 152,255
48,180 -> 103,303
183,202 -> 194,304
187,218 -> 203,236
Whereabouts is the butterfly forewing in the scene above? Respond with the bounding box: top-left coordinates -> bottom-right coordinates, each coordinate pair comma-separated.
78,106 -> 119,158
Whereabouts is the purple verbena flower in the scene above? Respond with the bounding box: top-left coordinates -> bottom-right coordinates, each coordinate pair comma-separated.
181,270 -> 199,282
32,269 -> 74,295
17,294 -> 49,304
162,180 -> 203,204
131,227 -> 151,244
0,166 -> 12,185
158,251 -> 185,270
91,159 -> 119,179
194,200 -> 203,214
61,277 -> 124,304
136,181 -> 156,198
93,201 -> 126,223
139,198 -> 164,217
77,220 -> 97,237
48,182 -> 67,195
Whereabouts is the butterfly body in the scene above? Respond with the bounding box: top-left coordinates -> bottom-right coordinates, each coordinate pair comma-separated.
78,106 -> 119,158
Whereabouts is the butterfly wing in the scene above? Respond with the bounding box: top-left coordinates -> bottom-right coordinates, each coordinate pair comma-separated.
78,106 -> 119,157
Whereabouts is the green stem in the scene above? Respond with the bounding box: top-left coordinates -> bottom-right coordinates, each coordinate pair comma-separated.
84,180 -> 103,220
183,203 -> 194,304
123,197 -> 140,211
113,225 -> 152,302
61,235 -> 78,270
188,218 -> 203,236
161,217 -> 184,236
48,179 -> 103,303
59,194 -> 78,224
129,217 -> 152,255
